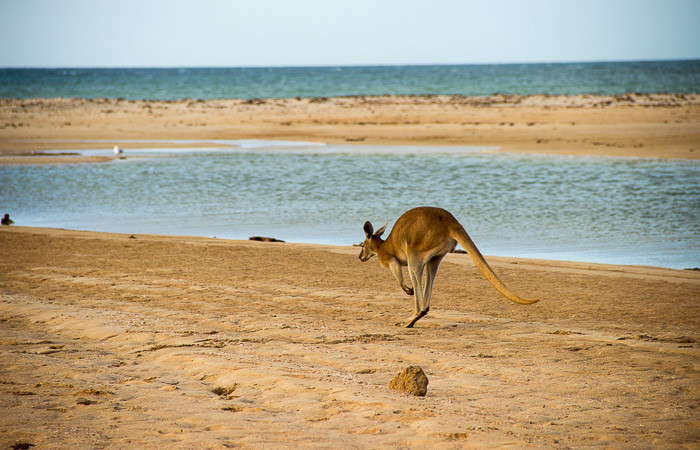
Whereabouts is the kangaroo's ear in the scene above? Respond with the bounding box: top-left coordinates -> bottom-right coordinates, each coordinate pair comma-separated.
363,221 -> 374,238
375,222 -> 388,237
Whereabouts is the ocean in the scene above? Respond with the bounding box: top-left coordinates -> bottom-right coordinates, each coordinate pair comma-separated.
1,61 -> 699,269
1,60 -> 699,100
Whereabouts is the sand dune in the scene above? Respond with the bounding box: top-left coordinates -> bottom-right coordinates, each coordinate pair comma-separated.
1,226 -> 698,447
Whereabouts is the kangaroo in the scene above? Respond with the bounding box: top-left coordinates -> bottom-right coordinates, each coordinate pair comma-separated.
359,206 -> 538,327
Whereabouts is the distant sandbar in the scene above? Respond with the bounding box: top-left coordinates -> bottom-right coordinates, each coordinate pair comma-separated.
1,93 -> 699,162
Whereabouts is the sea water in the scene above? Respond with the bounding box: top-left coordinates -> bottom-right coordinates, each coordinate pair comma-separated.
2,60 -> 699,99
1,142 -> 698,269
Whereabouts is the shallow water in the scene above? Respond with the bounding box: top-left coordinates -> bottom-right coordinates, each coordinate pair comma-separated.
1,142 -> 698,269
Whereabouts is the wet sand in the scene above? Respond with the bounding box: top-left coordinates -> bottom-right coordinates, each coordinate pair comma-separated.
1,226 -> 698,448
2,93 -> 700,163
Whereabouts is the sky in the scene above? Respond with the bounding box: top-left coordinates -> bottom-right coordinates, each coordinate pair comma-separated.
1,0 -> 699,68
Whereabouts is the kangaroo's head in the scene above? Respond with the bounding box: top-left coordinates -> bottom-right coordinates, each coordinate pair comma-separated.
359,221 -> 387,262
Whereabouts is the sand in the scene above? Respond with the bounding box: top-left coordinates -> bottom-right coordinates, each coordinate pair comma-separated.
1,226 -> 698,448
1,94 -> 699,446
1,93 -> 700,162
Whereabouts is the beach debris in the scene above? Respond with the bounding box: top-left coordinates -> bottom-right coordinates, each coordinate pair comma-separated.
10,442 -> 35,450
222,406 -> 242,412
212,384 -> 237,398
444,432 -> 470,440
12,391 -> 36,396
389,365 -> 429,396
75,387 -> 114,396
638,334 -> 658,342
249,236 -> 285,243
2,213 -> 14,225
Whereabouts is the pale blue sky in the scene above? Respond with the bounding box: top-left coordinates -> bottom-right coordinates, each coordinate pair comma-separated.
1,0 -> 699,67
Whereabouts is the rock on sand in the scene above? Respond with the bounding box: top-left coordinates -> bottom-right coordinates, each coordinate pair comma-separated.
389,366 -> 429,396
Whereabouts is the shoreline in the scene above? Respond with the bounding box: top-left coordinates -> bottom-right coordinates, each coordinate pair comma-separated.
2,93 -> 699,162
3,225 -> 697,271
2,143 -> 699,166
5,224 -> 700,274
1,225 -> 698,447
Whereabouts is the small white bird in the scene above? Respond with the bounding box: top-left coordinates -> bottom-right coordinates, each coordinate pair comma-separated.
113,145 -> 123,157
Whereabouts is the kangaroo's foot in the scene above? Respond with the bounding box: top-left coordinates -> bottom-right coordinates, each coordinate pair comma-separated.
397,308 -> 429,328
395,316 -> 418,327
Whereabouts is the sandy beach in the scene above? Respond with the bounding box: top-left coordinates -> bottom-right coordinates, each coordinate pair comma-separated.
1,93 -> 700,162
1,94 -> 699,447
1,226 -> 698,448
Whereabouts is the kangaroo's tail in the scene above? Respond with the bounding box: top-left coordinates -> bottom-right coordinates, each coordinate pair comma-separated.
453,226 -> 538,305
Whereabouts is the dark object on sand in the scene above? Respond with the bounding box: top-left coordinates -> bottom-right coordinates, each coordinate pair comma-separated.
1,213 -> 14,225
249,236 -> 285,243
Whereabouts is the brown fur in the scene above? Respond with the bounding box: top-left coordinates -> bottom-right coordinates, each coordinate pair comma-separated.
359,207 -> 538,327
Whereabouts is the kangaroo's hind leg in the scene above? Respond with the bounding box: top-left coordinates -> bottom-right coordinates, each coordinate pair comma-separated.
401,258 -> 427,328
402,254 -> 445,328
419,254 -> 445,316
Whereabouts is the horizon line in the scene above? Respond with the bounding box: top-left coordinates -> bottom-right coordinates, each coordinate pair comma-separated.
2,57 -> 699,70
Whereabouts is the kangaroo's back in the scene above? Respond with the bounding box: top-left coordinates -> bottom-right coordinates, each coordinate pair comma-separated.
387,207 -> 460,254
